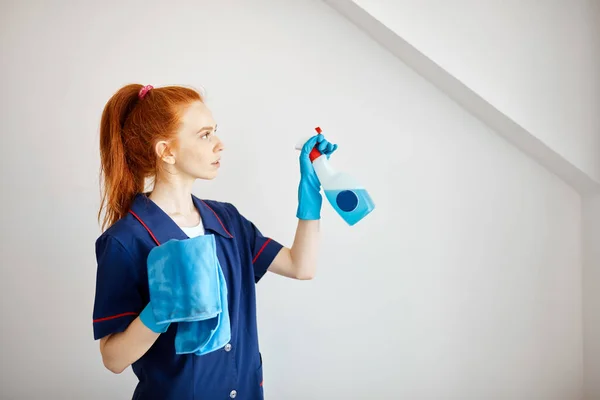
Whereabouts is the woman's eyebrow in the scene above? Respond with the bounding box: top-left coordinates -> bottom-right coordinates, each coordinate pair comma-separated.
197,124 -> 217,132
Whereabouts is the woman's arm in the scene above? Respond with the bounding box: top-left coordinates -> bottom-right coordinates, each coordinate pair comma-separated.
267,134 -> 337,280
268,219 -> 320,280
99,317 -> 160,374
99,303 -> 169,374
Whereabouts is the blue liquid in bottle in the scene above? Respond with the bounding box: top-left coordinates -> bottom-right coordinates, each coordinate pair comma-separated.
324,189 -> 375,226
297,126 -> 376,226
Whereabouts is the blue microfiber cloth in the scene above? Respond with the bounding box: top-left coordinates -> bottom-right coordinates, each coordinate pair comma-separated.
176,260 -> 231,355
146,234 -> 230,355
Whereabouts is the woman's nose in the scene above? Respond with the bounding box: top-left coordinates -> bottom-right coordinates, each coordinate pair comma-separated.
214,136 -> 224,152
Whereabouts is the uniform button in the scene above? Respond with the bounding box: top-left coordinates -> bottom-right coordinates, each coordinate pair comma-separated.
229,390 -> 237,398
224,343 -> 232,352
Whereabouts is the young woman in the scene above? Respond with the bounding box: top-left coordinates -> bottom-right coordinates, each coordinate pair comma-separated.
92,83 -> 337,399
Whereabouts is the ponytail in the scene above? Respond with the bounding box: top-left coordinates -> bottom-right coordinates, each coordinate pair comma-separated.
97,83 -> 203,231
98,84 -> 145,231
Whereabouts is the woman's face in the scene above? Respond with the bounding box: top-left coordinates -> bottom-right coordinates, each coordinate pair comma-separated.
156,100 -> 224,181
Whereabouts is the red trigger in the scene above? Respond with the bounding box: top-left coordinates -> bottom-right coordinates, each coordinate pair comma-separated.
310,126 -> 323,162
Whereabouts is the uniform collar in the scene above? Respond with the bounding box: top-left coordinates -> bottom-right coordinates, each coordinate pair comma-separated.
129,193 -> 233,245
192,195 -> 234,239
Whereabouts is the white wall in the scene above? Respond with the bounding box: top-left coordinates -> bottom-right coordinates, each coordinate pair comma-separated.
352,0 -> 600,184
0,0 -> 585,399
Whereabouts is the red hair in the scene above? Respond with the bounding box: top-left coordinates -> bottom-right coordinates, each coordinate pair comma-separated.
97,83 -> 203,231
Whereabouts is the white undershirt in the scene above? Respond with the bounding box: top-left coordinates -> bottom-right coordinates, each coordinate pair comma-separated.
180,219 -> 205,238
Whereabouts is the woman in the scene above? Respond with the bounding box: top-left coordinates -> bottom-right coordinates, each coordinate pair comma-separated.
92,83 -> 337,399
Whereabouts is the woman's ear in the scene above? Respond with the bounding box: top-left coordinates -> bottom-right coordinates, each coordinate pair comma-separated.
155,140 -> 176,165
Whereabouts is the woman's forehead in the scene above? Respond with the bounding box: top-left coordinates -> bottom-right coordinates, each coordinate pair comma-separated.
180,101 -> 216,129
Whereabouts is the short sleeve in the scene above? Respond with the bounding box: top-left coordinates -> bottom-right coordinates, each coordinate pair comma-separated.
235,210 -> 284,283
92,234 -> 144,340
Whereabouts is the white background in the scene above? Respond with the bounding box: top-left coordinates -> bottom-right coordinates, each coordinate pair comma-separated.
0,0 -> 593,399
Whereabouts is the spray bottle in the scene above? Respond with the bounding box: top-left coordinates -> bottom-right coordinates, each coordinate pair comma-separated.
295,127 -> 375,226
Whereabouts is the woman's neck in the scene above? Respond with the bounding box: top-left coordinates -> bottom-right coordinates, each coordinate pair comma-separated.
148,176 -> 200,227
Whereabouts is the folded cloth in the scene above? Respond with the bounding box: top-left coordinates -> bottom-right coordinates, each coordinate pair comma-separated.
176,260 -> 231,355
146,234 -> 230,355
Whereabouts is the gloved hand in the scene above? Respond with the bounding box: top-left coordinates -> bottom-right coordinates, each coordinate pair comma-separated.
296,133 -> 338,220
139,302 -> 170,334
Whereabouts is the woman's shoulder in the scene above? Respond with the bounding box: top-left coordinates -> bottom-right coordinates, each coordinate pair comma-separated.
95,212 -> 148,257
194,197 -> 251,237
194,197 -> 245,224
199,198 -> 238,214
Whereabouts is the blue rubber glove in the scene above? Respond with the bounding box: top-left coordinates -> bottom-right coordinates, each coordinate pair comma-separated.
296,134 -> 338,220
139,302 -> 170,334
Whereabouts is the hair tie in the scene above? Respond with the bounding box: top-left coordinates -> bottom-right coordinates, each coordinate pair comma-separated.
138,85 -> 153,99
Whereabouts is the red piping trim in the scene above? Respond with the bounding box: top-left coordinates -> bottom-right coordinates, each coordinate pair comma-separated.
200,200 -> 234,238
129,210 -> 161,245
252,238 -> 272,264
93,311 -> 137,323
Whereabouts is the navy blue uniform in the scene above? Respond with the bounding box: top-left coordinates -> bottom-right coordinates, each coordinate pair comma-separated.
92,193 -> 283,399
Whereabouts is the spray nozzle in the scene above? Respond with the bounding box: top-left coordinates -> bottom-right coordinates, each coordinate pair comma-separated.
295,127 -> 325,162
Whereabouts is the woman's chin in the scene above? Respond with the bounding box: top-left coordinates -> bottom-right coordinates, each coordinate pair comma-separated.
196,171 -> 219,181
